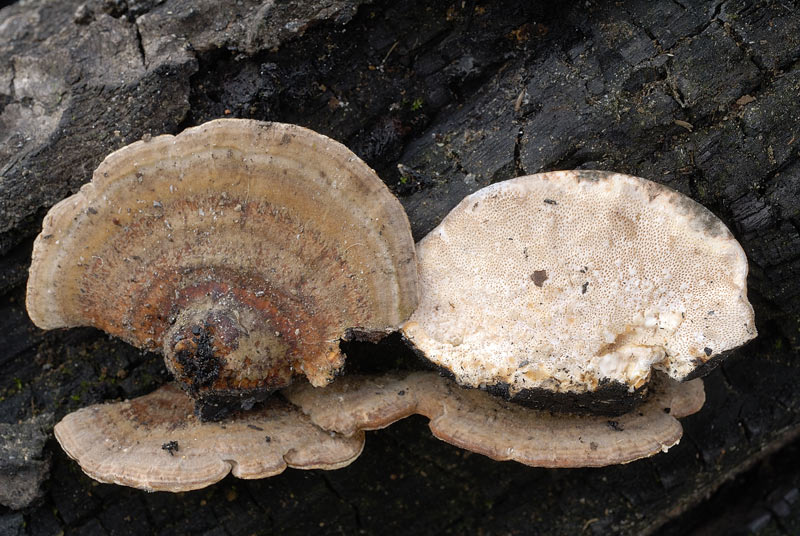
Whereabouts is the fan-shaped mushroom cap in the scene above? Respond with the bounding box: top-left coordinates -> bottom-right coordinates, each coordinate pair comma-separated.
27,119 -> 418,411
402,171 -> 755,412
285,371 -> 704,467
53,384 -> 364,492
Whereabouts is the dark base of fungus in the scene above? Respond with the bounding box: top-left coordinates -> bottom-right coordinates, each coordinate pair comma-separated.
183,329 -> 401,421
681,347 -> 734,382
343,327 -> 399,345
404,335 -> 649,416
339,332 -> 423,374
172,327 -> 224,393
193,386 -> 278,422
484,379 -> 648,417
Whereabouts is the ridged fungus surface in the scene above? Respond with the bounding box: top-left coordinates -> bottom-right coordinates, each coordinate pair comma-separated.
26,119 -> 418,416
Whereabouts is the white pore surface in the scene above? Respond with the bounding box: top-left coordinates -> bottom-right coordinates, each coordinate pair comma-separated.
403,171 -> 756,396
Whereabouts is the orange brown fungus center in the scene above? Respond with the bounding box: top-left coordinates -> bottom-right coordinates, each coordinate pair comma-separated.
160,283 -> 301,399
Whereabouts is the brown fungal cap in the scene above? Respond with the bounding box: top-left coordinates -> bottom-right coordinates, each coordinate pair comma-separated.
53,384 -> 364,491
285,371 -> 705,467
402,171 -> 755,404
27,119 -> 418,408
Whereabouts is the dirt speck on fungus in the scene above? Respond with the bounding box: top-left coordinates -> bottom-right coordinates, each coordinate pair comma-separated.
531,270 -> 548,287
161,440 -> 179,456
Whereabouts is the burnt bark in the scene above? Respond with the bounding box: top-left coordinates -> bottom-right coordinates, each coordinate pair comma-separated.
1,0 -> 800,534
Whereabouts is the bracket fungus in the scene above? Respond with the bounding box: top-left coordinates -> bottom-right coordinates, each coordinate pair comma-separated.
402,171 -> 756,414
26,119 -> 418,418
285,371 -> 705,467
54,384 -> 365,491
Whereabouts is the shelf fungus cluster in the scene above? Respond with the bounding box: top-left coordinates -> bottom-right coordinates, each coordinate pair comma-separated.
28,119 -> 756,491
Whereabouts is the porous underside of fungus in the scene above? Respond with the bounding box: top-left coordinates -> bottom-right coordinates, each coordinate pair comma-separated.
402,171 -> 755,414
284,371 -> 705,467
27,119 -> 418,417
54,384 -> 364,492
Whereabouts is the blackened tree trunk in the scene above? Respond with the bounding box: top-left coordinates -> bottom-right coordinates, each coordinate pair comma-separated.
1,1 -> 799,534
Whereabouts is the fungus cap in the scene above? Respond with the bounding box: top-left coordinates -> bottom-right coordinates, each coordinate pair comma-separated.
402,171 -> 755,410
26,119 -> 418,411
53,384 -> 365,491
285,371 -> 705,467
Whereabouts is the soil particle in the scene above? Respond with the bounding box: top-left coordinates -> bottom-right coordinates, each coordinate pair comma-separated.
161,440 -> 179,456
531,270 -> 548,287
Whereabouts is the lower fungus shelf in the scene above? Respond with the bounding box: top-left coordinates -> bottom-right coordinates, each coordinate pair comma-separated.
54,368 -> 706,493
284,371 -> 705,468
53,384 -> 365,492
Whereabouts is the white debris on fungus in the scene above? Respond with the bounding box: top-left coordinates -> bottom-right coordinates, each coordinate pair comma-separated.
402,171 -> 757,398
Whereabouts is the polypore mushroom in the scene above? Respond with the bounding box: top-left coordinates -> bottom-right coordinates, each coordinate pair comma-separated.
285,371 -> 705,467
26,119 -> 418,418
54,383 -> 364,491
402,171 -> 755,414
